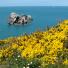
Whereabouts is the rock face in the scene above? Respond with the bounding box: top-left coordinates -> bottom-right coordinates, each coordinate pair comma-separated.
8,12 -> 32,25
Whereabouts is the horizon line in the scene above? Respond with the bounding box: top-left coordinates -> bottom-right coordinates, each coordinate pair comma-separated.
0,5 -> 68,7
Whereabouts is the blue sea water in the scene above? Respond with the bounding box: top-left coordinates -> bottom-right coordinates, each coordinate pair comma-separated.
0,6 -> 68,39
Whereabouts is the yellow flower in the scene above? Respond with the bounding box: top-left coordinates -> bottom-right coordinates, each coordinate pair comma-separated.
0,51 -> 3,58
11,43 -> 18,49
0,19 -> 68,65
63,59 -> 68,64
17,46 -> 24,52
63,20 -> 68,24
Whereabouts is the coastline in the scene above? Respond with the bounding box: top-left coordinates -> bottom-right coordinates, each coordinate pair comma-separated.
0,20 -> 68,67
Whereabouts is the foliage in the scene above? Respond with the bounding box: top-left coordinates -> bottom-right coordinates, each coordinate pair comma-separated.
0,20 -> 68,68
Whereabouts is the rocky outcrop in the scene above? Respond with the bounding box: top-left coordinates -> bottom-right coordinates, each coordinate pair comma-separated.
8,12 -> 33,25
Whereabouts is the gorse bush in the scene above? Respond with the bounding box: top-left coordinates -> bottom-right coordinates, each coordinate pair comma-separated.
0,20 -> 68,68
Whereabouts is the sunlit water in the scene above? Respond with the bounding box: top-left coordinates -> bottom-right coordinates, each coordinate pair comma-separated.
0,6 -> 68,39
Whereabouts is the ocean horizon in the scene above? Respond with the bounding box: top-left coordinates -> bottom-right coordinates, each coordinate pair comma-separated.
0,6 -> 68,39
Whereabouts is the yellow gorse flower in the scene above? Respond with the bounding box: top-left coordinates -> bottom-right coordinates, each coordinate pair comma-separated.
63,59 -> 68,64
0,20 -> 68,65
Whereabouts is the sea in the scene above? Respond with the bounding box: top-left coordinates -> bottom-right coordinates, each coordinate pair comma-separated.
0,6 -> 68,39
